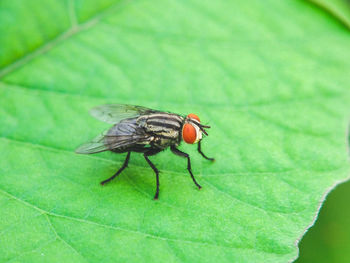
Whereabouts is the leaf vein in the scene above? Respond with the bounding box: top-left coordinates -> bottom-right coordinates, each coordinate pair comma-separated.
45,214 -> 88,262
0,188 -> 288,255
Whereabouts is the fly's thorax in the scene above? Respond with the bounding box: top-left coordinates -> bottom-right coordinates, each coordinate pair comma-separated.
137,113 -> 184,140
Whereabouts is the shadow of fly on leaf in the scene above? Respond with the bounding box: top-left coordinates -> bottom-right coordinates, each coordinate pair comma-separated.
76,104 -> 215,200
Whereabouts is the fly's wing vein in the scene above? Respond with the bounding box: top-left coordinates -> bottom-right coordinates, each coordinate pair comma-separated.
89,104 -> 159,124
75,131 -> 109,154
75,131 -> 151,154
105,135 -> 151,149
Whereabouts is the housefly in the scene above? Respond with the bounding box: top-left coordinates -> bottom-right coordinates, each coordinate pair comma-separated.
75,104 -> 214,199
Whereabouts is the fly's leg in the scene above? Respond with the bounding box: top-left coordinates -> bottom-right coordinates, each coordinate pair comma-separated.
198,140 -> 215,161
144,149 -> 162,200
101,152 -> 131,185
170,146 -> 202,189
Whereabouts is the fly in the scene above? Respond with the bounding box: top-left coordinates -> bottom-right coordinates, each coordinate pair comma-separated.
75,104 -> 214,199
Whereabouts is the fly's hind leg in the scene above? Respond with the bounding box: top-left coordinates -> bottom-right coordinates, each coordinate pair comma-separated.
170,145 -> 202,189
101,152 -> 131,185
144,149 -> 162,200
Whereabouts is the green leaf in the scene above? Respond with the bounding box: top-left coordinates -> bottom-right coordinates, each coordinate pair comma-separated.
307,0 -> 350,29
0,0 -> 349,262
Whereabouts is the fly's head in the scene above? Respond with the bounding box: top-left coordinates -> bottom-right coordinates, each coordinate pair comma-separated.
182,113 -> 210,144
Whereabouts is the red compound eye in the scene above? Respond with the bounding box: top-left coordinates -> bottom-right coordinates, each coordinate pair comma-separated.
187,113 -> 200,122
182,123 -> 197,144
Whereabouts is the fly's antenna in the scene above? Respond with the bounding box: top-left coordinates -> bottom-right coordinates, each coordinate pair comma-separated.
199,125 -> 209,136
188,119 -> 210,135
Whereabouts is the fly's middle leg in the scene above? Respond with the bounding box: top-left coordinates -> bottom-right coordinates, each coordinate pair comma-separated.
101,152 -> 131,185
144,149 -> 162,200
170,145 -> 202,189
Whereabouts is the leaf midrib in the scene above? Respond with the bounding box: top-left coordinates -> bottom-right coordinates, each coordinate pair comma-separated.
0,0 -> 130,78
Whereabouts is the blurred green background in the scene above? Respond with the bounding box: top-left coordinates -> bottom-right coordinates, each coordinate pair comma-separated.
296,178 -> 350,263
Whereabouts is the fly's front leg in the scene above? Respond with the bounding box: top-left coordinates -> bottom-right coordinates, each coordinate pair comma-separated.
197,140 -> 215,161
170,145 -> 201,189
144,149 -> 162,200
101,152 -> 131,185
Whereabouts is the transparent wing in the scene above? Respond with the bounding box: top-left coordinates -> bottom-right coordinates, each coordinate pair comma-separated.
75,131 -> 110,154
89,104 -> 158,124
75,130 -> 152,154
